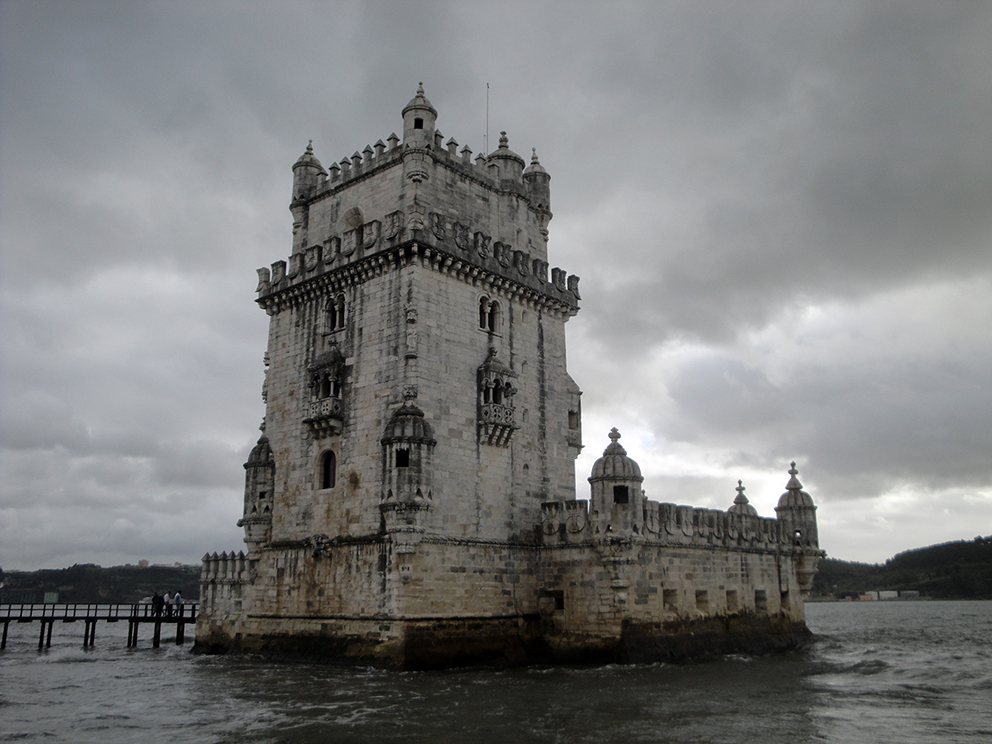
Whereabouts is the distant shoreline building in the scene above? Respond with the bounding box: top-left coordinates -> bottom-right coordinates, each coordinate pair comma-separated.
195,86 -> 823,667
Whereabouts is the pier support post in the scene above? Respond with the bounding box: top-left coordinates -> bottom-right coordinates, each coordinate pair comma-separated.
38,620 -> 54,650
1,620 -> 8,650
153,620 -> 161,648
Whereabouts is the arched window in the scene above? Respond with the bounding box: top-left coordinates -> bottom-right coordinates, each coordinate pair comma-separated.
478,296 -> 500,333
488,302 -> 499,333
479,297 -> 489,329
320,451 -> 336,489
327,295 -> 346,333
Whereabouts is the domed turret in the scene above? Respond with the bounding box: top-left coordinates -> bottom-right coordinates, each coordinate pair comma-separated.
522,148 -> 551,212
382,400 -> 435,444
239,429 -> 275,554
588,428 -> 645,534
402,82 -> 438,147
245,434 -> 273,467
775,462 -> 818,548
292,140 -> 327,200
590,428 -> 642,481
381,399 -> 436,504
728,480 -> 758,517
487,131 -> 525,182
775,462 -> 823,596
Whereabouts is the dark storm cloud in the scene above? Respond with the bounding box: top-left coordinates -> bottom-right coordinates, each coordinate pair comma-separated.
2,1 -> 990,566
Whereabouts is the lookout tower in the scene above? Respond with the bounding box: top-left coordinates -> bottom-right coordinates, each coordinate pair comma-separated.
197,86 -> 822,668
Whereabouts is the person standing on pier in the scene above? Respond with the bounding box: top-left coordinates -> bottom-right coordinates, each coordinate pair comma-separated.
164,591 -> 172,617
174,590 -> 182,618
152,592 -> 164,616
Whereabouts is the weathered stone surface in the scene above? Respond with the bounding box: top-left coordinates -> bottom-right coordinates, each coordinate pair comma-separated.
195,87 -> 823,667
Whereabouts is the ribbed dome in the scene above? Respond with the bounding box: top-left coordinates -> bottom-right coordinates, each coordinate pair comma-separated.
522,148 -> 548,176
245,435 -> 273,467
381,401 -> 436,444
777,462 -> 815,509
590,428 -> 643,481
488,131 -> 525,166
402,82 -> 437,118
728,480 -> 758,517
293,140 -> 324,171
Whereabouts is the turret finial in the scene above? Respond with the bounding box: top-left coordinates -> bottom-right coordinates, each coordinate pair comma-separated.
609,427 -> 620,444
499,131 -> 509,149
786,462 -> 803,490
531,148 -> 539,163
734,480 -> 749,505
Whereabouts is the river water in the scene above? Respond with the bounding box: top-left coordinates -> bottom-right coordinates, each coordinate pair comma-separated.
1,601 -> 989,743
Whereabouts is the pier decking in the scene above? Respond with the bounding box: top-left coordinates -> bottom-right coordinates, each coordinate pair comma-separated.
0,603 -> 198,650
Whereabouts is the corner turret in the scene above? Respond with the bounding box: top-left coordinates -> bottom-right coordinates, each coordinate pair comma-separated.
588,428 -> 645,535
402,82 -> 438,147
523,148 -> 551,213
775,462 -> 823,595
292,140 -> 327,200
238,428 -> 274,555
487,131 -> 525,184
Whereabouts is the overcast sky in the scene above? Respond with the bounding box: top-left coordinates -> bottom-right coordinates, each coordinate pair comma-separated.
2,1 -> 990,570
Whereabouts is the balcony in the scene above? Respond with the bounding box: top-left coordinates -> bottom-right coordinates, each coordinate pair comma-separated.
303,397 -> 344,438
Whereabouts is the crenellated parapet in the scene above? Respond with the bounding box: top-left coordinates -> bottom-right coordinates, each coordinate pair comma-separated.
540,499 -> 795,553
542,432 -> 824,598
199,551 -> 254,616
268,84 -> 577,319
256,240 -> 579,321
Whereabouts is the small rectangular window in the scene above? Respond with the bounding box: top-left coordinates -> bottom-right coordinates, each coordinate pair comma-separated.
539,589 -> 565,614
414,118 -> 424,129
663,589 -> 678,612
695,590 -> 709,612
726,590 -> 739,613
613,485 -> 629,504
755,589 -> 768,614
396,449 -> 410,468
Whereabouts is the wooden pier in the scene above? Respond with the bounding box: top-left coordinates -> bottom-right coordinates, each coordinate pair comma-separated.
0,602 -> 197,650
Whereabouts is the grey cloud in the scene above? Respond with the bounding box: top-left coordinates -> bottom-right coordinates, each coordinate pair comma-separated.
2,1 -> 991,566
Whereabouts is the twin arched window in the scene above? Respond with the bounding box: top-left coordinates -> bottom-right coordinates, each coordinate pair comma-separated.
315,371 -> 341,400
482,376 -> 513,405
478,297 -> 500,333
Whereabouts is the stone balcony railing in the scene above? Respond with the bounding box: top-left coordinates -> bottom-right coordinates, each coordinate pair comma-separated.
303,397 -> 344,438
480,402 -> 516,447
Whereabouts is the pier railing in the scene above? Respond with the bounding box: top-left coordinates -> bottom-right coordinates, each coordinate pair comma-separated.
0,602 -> 197,650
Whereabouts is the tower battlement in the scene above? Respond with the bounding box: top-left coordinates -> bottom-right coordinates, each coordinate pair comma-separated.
268,85 -> 576,315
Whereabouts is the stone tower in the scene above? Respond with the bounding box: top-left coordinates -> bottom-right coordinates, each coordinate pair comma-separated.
197,86 -> 822,667
197,85 -> 584,664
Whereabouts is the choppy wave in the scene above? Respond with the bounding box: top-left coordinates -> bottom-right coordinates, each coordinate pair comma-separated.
0,601 -> 989,743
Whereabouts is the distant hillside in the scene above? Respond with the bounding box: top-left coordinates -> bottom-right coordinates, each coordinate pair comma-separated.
812,536 -> 992,599
0,563 -> 200,604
